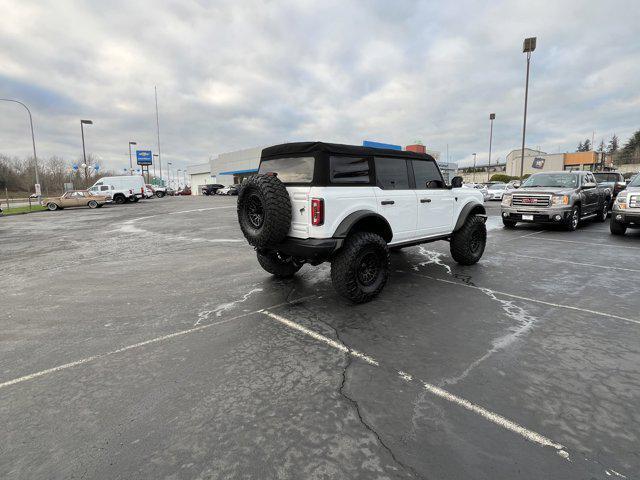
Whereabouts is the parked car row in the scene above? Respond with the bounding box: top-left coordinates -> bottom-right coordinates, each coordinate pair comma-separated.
41,176 -> 172,211
201,183 -> 239,196
500,170 -> 639,235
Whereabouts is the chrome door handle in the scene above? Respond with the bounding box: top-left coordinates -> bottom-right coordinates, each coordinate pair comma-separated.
420,198 -> 432,203
381,200 -> 394,205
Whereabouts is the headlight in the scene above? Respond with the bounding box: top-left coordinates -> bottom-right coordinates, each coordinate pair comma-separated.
551,195 -> 569,206
501,194 -> 512,206
615,195 -> 627,209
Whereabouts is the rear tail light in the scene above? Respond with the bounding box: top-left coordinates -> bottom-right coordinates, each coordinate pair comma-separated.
311,198 -> 324,226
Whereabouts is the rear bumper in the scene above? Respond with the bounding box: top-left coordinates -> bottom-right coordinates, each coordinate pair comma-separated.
501,206 -> 572,223
272,237 -> 341,260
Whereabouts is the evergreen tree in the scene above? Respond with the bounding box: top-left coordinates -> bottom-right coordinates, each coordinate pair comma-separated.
582,139 -> 591,151
607,134 -> 619,153
598,139 -> 605,152
577,141 -> 584,152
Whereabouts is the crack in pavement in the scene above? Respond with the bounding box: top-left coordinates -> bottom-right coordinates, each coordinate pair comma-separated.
299,303 -> 422,479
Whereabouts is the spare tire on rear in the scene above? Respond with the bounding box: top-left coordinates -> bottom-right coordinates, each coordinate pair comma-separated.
237,174 -> 291,248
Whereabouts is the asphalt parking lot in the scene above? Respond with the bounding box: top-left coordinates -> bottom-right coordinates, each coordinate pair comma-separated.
1,197 -> 639,479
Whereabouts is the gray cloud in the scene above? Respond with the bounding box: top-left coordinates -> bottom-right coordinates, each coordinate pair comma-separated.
1,0 -> 638,172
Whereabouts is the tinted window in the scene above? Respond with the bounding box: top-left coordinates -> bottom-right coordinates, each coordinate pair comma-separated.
258,156 -> 314,183
330,156 -> 371,184
412,160 -> 444,189
374,157 -> 410,189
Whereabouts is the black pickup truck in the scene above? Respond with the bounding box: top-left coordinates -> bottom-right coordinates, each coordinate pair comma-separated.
501,171 -> 612,231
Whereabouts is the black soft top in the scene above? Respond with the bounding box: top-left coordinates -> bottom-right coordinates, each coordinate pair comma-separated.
261,141 -> 436,162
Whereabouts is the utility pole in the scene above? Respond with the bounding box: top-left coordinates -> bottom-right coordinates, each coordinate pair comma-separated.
472,153 -> 477,183
488,113 -> 495,182
80,120 -> 93,187
520,37 -> 537,178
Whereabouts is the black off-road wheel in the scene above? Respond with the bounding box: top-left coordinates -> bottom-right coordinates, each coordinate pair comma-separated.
114,195 -> 126,205
256,250 -> 303,278
237,174 -> 291,248
450,215 -> 487,265
156,191 -> 165,198
330,232 -> 389,303
610,218 -> 627,236
502,218 -> 517,228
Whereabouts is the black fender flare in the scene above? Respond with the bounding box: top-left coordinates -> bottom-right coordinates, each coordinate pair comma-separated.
333,211 -> 393,243
454,202 -> 487,232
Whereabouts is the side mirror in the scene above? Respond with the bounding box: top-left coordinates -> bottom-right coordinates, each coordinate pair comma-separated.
451,176 -> 463,188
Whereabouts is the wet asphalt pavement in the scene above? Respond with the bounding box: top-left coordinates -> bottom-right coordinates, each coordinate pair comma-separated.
1,196 -> 639,479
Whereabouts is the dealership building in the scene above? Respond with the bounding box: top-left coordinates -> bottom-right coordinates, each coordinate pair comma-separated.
189,142 -> 455,191
506,148 -> 613,176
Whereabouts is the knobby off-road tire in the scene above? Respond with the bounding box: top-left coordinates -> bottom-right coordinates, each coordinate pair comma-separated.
114,195 -> 126,205
237,174 -> 291,248
610,218 -> 627,236
450,215 -> 487,266
331,232 -> 390,304
256,250 -> 302,278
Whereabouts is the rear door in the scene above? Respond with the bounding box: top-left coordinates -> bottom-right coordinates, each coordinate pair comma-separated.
582,173 -> 599,214
412,160 -> 454,236
373,157 -> 417,243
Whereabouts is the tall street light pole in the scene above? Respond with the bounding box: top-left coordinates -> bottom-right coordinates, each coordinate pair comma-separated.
520,37 -> 537,179
472,153 -> 477,183
153,154 -> 158,180
488,113 -> 495,182
80,119 -> 93,186
128,141 -> 137,175
0,98 -> 40,191
167,162 -> 172,188
154,86 -> 163,186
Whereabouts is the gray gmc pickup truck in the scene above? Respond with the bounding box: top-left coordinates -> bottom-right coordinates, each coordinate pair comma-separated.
501,171 -> 611,231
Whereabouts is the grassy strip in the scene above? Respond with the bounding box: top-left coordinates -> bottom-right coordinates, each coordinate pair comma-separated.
1,205 -> 47,215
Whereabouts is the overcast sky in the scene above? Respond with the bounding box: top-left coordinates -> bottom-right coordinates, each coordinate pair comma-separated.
1,0 -> 639,173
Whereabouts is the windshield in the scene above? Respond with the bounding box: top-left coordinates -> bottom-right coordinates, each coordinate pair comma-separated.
488,184 -> 506,190
628,175 -> 640,187
521,173 -> 578,188
593,173 -> 619,183
258,156 -> 314,183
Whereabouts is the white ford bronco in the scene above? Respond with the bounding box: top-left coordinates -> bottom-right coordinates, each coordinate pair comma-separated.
237,142 -> 487,303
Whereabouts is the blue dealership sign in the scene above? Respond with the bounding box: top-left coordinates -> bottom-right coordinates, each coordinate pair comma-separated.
136,150 -> 153,165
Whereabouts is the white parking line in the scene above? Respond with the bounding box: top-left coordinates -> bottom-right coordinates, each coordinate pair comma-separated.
522,236 -> 640,250
412,273 -> 640,326
0,295 -> 316,390
505,253 -> 640,273
260,310 -> 569,459
501,230 -> 544,242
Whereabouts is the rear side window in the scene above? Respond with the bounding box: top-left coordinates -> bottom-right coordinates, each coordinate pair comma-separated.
330,156 -> 371,184
412,160 -> 444,189
374,157 -> 410,189
258,156 -> 314,184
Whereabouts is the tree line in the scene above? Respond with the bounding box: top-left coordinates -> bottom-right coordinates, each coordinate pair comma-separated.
0,154 -> 118,197
576,129 -> 640,164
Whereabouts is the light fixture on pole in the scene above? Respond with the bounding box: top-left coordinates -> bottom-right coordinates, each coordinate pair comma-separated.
520,36 -> 537,178
0,98 -> 40,192
128,141 -> 137,175
488,113 -> 495,182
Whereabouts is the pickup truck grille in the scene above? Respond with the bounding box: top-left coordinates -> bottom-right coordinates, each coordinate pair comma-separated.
512,194 -> 551,207
630,195 -> 640,208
